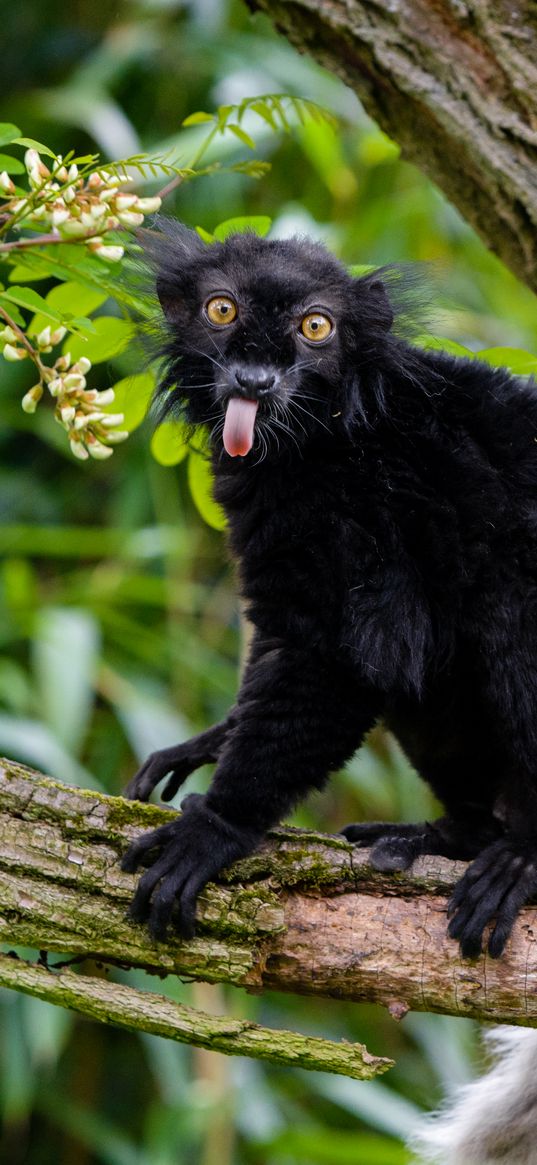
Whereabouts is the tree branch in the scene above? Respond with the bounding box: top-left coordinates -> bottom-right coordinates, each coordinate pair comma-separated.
0,952 -> 391,1079
246,0 -> 537,294
2,756 -> 537,1064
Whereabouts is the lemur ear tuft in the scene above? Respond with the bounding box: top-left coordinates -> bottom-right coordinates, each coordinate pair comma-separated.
367,280 -> 394,332
142,218 -> 208,323
155,276 -> 184,323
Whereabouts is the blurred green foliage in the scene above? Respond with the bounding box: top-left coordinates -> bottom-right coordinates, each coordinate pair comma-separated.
2,0 -> 536,1162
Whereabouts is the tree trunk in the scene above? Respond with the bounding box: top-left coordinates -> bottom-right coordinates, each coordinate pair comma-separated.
2,757 -> 537,1043
246,0 -> 537,294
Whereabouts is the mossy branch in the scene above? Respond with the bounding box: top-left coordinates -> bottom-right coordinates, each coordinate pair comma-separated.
0,952 -> 391,1079
2,757 -> 537,1082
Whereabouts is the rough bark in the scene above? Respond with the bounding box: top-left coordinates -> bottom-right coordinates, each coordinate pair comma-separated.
0,953 -> 391,1079
246,0 -> 537,294
2,757 -> 537,1052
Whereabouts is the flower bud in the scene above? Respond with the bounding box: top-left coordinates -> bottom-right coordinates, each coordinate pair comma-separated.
135,196 -> 162,214
89,202 -> 107,222
63,373 -> 86,391
92,388 -> 115,405
74,410 -> 105,429
73,357 -> 92,375
102,429 -> 129,444
69,436 -> 90,461
3,343 -> 27,361
51,206 -> 70,227
116,210 -> 144,228
0,326 -> 17,344
86,434 -> 114,459
36,326 -> 52,350
99,412 -> 125,427
63,185 -> 76,204
59,219 -> 91,238
0,171 -> 15,196
113,193 -> 138,211
79,211 -> 100,231
90,243 -> 124,263
21,384 -> 43,414
50,326 -> 67,345
25,148 -> 50,189
68,164 -> 79,182
47,377 -> 64,396
59,404 -> 76,424
55,354 -> 71,372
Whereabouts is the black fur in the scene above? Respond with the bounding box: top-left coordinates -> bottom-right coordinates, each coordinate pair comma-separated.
123,221 -> 537,958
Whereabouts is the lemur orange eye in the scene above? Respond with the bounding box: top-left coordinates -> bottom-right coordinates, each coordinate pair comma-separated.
205,296 -> 237,326
300,312 -> 333,343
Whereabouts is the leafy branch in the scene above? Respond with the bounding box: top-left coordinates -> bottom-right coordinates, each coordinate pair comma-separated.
0,97 -> 334,466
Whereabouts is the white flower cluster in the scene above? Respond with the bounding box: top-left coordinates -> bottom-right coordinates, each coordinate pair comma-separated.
0,150 -> 161,262
0,323 -> 128,459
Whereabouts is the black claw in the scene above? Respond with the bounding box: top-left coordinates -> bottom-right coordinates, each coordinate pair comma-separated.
447,839 -> 537,959
121,795 -> 260,942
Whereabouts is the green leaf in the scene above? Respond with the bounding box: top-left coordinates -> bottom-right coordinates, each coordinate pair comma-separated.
182,111 -> 214,126
11,136 -> 56,159
213,215 -> 271,241
414,334 -> 473,356
0,301 -> 25,327
358,129 -> 400,167
2,246 -> 151,314
7,263 -> 50,283
28,281 -> 109,336
230,160 -> 271,178
195,226 -> 215,244
349,264 -> 377,277
187,450 -> 226,530
476,346 -> 537,375
0,123 -> 22,147
228,124 -> 256,150
250,101 -> 278,129
217,104 -> 234,129
32,606 -> 100,756
64,316 -> 133,364
0,154 -> 25,174
1,285 -> 53,314
0,286 -> 66,328
150,420 -> 189,465
105,371 -> 155,431
268,1129 -> 410,1165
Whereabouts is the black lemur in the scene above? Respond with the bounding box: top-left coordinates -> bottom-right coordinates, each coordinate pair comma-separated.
122,218 -> 537,962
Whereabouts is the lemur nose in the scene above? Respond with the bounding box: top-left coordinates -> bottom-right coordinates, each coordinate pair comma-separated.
235,369 -> 276,396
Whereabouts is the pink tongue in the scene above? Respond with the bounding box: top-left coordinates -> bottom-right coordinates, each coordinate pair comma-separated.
223,397 -> 259,457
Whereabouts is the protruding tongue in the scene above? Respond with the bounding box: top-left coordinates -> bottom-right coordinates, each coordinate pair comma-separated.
223,397 -> 259,457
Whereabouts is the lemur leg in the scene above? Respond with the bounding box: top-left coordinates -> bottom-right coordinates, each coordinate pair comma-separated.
447,599 -> 537,958
342,812 -> 503,871
122,642 -> 381,940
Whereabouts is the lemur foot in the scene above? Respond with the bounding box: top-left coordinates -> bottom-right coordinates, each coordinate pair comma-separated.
121,793 -> 260,940
340,820 -> 448,871
341,816 -> 504,873
448,837 -> 537,959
